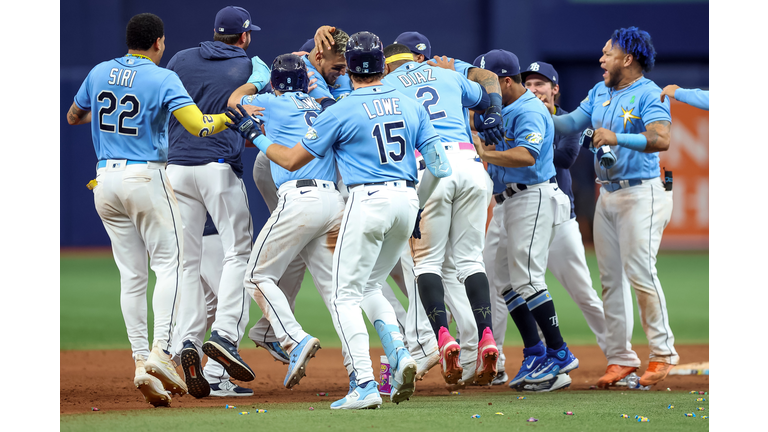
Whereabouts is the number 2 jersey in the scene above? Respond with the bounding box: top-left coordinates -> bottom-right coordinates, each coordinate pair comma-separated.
382,61 -> 484,143
241,91 -> 334,189
74,55 -> 195,162
300,85 -> 440,186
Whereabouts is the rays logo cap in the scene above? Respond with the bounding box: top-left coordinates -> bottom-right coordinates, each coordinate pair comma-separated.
472,49 -> 520,77
214,6 -> 261,34
394,32 -> 431,59
521,61 -> 559,85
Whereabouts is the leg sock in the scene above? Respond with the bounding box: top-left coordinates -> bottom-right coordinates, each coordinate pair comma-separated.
417,273 -> 449,338
503,289 -> 541,348
464,272 -> 493,339
526,290 -> 564,350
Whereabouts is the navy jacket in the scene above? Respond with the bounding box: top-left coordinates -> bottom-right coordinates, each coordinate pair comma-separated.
553,105 -> 580,219
167,41 -> 252,178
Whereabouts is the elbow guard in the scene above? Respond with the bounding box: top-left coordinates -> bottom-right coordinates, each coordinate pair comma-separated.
421,141 -> 452,178
320,97 -> 336,111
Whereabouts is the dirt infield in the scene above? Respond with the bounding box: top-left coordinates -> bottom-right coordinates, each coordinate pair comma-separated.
60,344 -> 708,414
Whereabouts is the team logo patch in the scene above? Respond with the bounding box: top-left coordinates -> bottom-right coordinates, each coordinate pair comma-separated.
582,96 -> 589,103
243,95 -> 256,104
243,19 -> 250,29
618,106 -> 641,130
416,43 -> 427,51
304,127 -> 318,140
557,350 -> 566,360
529,62 -> 540,71
525,132 -> 543,144
480,56 -> 486,69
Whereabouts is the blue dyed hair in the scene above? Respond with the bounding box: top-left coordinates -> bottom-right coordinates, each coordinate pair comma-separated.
610,27 -> 656,73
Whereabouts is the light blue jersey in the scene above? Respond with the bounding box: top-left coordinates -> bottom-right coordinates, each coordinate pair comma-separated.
74,55 -> 195,162
495,89 -> 556,185
382,61 -> 483,143
578,77 -> 671,181
302,55 -> 334,100
453,58 -> 473,77
675,88 -> 709,110
241,91 -> 333,188
301,85 -> 440,185
331,73 -> 352,100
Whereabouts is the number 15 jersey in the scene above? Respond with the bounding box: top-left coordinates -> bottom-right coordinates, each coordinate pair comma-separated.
74,55 -> 195,162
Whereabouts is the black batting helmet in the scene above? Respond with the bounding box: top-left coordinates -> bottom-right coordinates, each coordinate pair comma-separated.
345,31 -> 385,75
270,54 -> 309,93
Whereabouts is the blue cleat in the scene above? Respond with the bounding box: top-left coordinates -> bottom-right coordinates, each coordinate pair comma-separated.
508,342 -> 547,388
525,343 -> 579,383
390,348 -> 417,404
203,331 -> 255,382
253,339 -> 289,364
181,340 -> 210,399
330,380 -> 382,410
284,335 -> 321,389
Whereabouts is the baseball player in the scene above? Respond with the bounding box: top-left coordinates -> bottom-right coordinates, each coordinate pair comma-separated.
381,43 -> 500,387
472,49 -> 578,392
660,85 -> 709,110
228,31 -> 453,409
484,61 -> 610,385
551,27 -> 677,388
66,13 -> 234,407
165,5 -> 262,398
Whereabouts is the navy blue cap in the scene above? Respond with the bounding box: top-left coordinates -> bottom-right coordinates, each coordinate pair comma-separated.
299,38 -> 314,53
472,49 -> 520,77
521,61 -> 559,85
394,32 -> 431,59
214,6 -> 260,34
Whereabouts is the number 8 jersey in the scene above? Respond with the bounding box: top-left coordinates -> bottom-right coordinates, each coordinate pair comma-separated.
74,55 -> 195,162
301,85 -> 439,185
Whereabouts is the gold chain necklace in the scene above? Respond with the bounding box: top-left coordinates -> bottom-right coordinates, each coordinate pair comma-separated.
603,75 -> 642,107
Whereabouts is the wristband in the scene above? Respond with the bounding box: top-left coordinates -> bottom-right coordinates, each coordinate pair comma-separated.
616,133 -> 647,151
489,92 -> 502,109
253,134 -> 272,154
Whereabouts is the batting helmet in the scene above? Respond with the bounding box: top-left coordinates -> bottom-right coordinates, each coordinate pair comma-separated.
345,31 -> 385,74
270,54 -> 309,93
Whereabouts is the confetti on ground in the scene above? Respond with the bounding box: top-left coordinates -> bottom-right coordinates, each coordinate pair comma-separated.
696,398 -> 706,402
564,411 -> 574,415
225,404 -> 236,409
317,392 -> 328,396
517,396 -> 526,400
697,407 -> 705,411
239,412 -> 250,415
471,414 -> 481,419
309,407 -> 314,411
527,418 -> 538,422
451,391 -> 460,395
589,385 -> 597,390
495,412 -> 504,416
689,391 -> 697,394
488,402 -> 492,405
667,405 -> 674,409
255,409 -> 267,413
702,416 -> 708,419
666,388 -> 671,391
685,413 -> 696,417
638,417 -> 650,422
621,414 -> 629,419
91,407 -> 99,411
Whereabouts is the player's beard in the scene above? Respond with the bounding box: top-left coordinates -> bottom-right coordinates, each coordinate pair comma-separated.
604,64 -> 623,89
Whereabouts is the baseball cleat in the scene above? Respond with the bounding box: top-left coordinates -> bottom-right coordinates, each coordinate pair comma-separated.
438,327 -> 463,385
638,361 -> 674,386
252,338 -> 290,364
284,335 -> 321,389
209,380 -> 254,397
180,340 -> 210,399
414,349 -> 440,380
597,364 -> 638,388
203,330 -> 255,382
491,370 -> 508,386
330,380 -> 382,410
145,341 -> 188,396
390,348 -> 417,404
445,361 -> 475,392
474,328 -> 499,386
508,342 -> 547,388
525,343 -> 579,384
519,373 -> 572,392
134,355 -> 172,407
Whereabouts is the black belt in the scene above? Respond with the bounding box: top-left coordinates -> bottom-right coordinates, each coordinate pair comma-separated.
349,180 -> 415,189
494,177 -> 557,204
295,179 -> 339,191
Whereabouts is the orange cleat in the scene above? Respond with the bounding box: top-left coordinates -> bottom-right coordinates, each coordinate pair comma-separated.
639,361 -> 674,386
597,364 -> 638,388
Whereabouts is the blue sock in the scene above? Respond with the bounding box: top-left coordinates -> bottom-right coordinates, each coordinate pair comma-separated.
464,272 -> 493,339
503,289 -> 541,348
526,290 -> 564,350
374,320 -> 406,370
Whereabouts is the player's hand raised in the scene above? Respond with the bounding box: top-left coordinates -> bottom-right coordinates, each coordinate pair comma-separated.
426,55 -> 456,71
225,104 -> 264,142
314,25 -> 336,53
660,85 -> 680,103
307,71 -> 319,93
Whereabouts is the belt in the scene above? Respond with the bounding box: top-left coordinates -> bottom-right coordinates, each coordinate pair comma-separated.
278,179 -> 339,195
495,177 -> 557,204
597,178 -> 647,193
348,180 -> 415,189
295,179 -> 339,190
96,159 -> 150,170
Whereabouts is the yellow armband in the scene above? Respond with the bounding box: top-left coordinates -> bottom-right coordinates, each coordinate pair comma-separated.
172,105 -> 230,137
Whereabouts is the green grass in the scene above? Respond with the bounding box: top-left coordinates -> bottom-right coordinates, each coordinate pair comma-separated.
60,251 -> 708,350
60,390 -> 710,431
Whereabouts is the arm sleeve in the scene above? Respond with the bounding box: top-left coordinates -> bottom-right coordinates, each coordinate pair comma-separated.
171,105 -> 230,137
73,70 -> 93,110
300,110 -> 340,158
552,110 -> 591,135
640,89 -> 672,126
675,88 -> 709,111
552,132 -> 580,170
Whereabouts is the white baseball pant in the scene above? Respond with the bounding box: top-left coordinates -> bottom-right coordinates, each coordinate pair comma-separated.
92,161 -> 184,360
594,179 -> 678,367
165,163 -> 253,353
331,182 -> 419,384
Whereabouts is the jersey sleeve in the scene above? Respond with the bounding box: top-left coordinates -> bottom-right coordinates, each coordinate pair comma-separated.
73,69 -> 93,110
675,88 -> 709,110
414,105 -> 441,152
161,72 -> 196,112
458,75 -> 484,108
308,76 -> 334,100
640,87 -> 672,126
577,84 -> 597,118
453,59 -> 473,78
511,112 -> 549,159
300,109 -> 341,158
